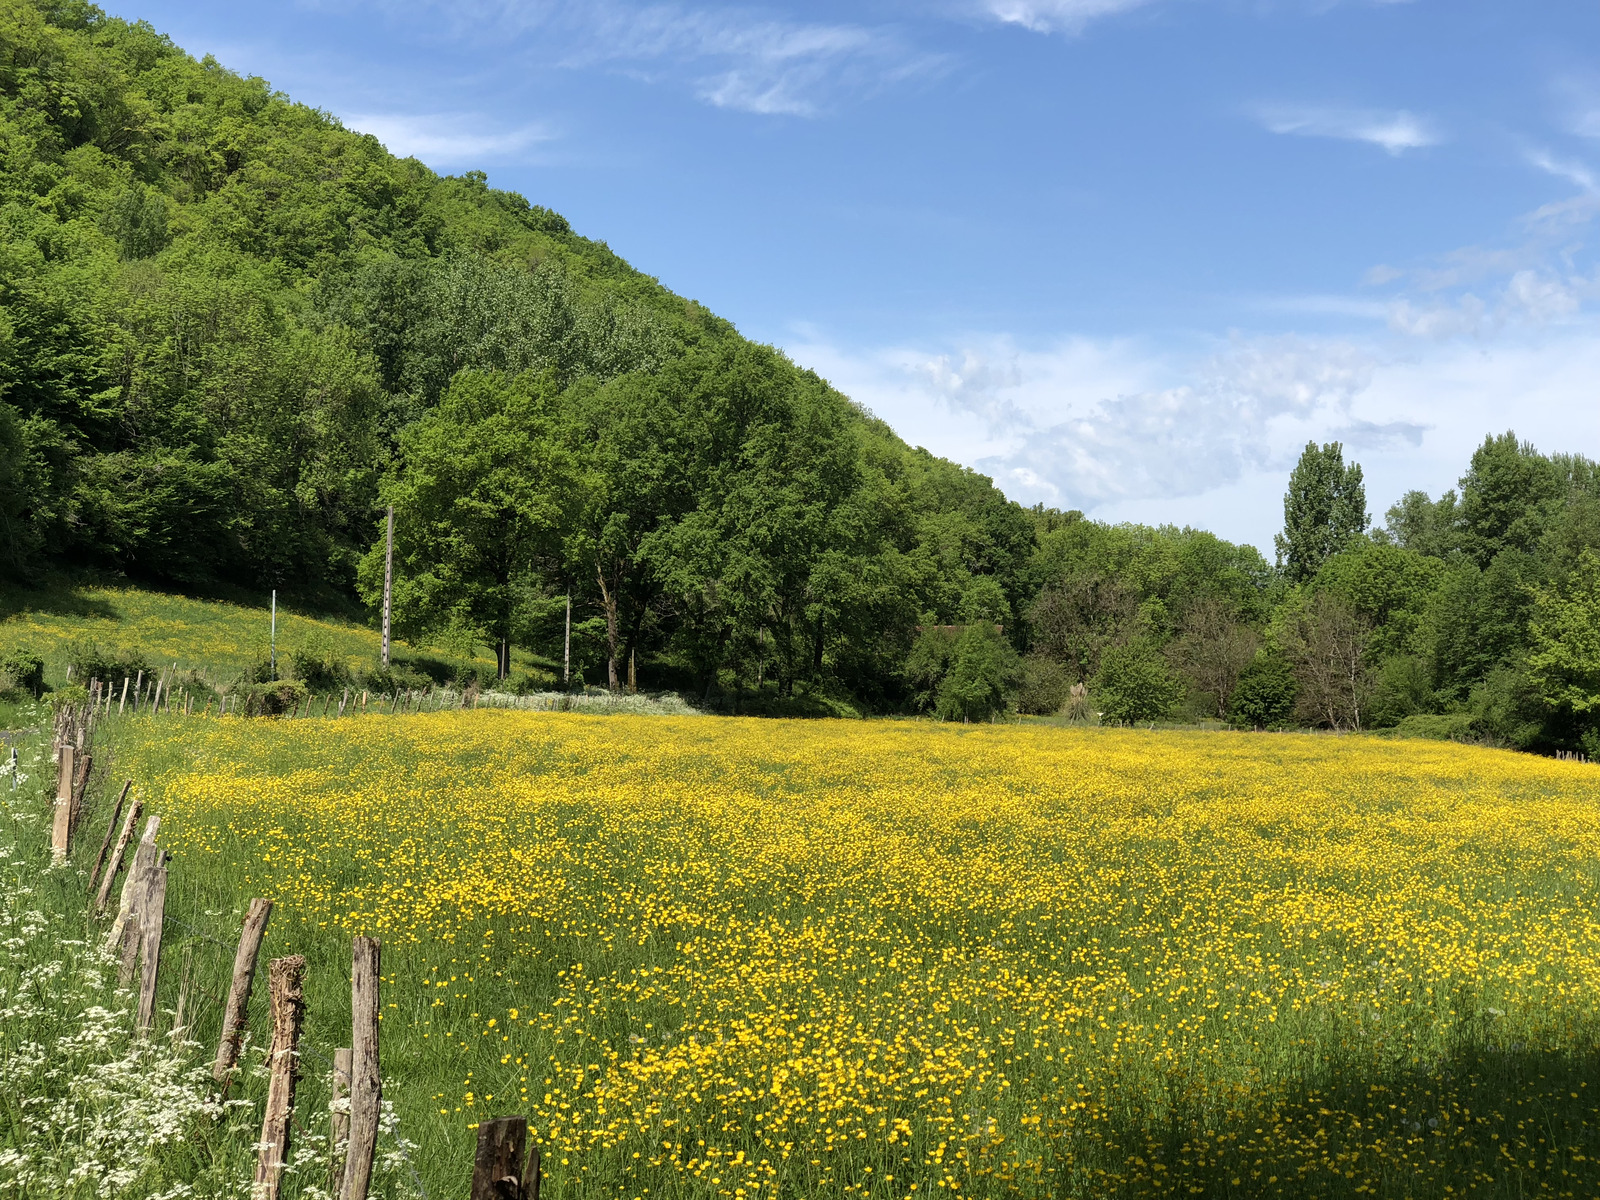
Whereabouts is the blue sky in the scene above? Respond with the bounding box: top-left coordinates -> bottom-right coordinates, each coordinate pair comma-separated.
108,0 -> 1600,556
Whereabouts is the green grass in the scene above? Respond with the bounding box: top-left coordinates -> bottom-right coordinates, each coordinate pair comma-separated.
0,582 -> 505,688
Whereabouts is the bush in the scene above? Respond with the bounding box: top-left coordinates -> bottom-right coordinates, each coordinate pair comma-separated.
1467,666 -> 1545,750
1016,655 -> 1072,715
229,680 -> 309,716
1227,656 -> 1298,730
356,662 -> 437,694
1094,642 -> 1184,725
65,641 -> 148,688
286,646 -> 352,692
0,648 -> 45,699
1368,654 -> 1434,728
1393,712 -> 1477,743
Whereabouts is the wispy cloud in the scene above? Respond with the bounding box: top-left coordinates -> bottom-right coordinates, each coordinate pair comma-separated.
1526,148 -> 1600,195
341,112 -> 555,163
1255,104 -> 1441,155
354,0 -> 940,116
977,0 -> 1154,35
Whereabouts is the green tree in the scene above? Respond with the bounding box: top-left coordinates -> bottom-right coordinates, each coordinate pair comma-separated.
934,625 -> 1021,722
1274,441 -> 1368,583
1458,432 -> 1563,567
1227,656 -> 1297,730
1527,549 -> 1600,723
1093,641 -> 1184,725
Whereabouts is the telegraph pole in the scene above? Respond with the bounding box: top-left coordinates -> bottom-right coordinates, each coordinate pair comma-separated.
270,590 -> 277,678
563,594 -> 571,687
381,506 -> 393,668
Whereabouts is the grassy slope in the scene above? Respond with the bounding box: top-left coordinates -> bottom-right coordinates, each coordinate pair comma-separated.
0,583 -> 506,687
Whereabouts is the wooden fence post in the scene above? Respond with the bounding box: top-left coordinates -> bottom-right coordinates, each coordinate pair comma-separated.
69,749 -> 92,827
51,744 -> 74,861
472,1116 -> 539,1200
105,817 -> 161,966
214,898 -> 275,1080
94,797 -> 144,914
87,779 -> 132,895
135,858 -> 167,1036
253,955 -> 307,1200
341,936 -> 381,1200
331,1047 -> 352,1195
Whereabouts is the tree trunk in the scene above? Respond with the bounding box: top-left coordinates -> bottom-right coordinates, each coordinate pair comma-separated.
597,564 -> 620,691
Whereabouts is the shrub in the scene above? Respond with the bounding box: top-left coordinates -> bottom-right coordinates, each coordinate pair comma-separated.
1368,654 -> 1434,728
287,646 -> 352,691
1094,641 -> 1184,725
1227,656 -> 1299,730
230,680 -> 309,716
64,641 -> 149,688
1394,712 -> 1476,743
1016,655 -> 1072,715
0,648 -> 45,698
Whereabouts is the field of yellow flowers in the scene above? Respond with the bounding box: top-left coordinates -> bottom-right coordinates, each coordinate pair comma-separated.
113,713 -> 1600,1199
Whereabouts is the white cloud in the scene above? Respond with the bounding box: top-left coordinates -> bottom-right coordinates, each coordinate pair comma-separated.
356,0 -> 937,117
341,112 -> 554,163
978,0 -> 1154,35
1526,148 -> 1599,195
1256,104 -> 1441,155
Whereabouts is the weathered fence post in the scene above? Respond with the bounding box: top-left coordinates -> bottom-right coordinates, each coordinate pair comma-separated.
331,1046 -> 353,1195
51,744 -> 74,861
341,936 -> 381,1200
94,797 -> 144,914
253,955 -> 307,1200
214,897 -> 275,1080
87,779 -> 132,894
69,749 -> 92,827
472,1116 -> 540,1200
105,816 -> 161,965
134,856 -> 167,1035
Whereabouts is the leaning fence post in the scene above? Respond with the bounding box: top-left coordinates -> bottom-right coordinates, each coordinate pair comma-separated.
472,1116 -> 539,1200
253,955 -> 307,1200
87,779 -> 132,895
105,817 -> 161,965
95,797 -> 145,914
331,1047 -> 353,1195
51,744 -> 75,862
135,858 -> 168,1036
214,898 -> 275,1080
341,936 -> 381,1200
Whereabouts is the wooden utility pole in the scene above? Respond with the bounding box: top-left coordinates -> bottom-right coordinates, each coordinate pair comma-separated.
253,955 -> 307,1200
342,936 -> 381,1200
563,595 -> 571,687
471,1116 -> 539,1200
270,590 -> 278,678
214,898 -> 275,1080
381,506 -> 394,668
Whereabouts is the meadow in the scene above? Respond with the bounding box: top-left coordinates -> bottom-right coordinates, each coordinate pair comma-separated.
57,709 -> 1600,1199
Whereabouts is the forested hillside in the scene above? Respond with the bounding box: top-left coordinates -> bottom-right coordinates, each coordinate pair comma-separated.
6,1 -> 1600,750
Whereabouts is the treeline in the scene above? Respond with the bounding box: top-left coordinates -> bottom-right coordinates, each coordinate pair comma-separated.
6,3 -> 1600,749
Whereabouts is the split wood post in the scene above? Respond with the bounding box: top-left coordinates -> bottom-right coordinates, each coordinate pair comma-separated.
253,955 -> 307,1200
105,817 -> 161,968
51,744 -> 75,862
171,943 -> 194,1048
118,676 -> 129,713
341,936 -> 381,1200
330,1047 -> 353,1195
135,857 -> 167,1036
87,779 -> 133,894
95,797 -> 144,913
69,750 -> 92,827
214,898 -> 275,1080
471,1116 -> 539,1200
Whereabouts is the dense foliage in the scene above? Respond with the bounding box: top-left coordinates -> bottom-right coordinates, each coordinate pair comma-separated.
7,2 -> 1600,748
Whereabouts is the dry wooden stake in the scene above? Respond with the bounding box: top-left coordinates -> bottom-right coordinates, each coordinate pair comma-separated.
134,859 -> 167,1035
86,779 -> 133,895
341,936 -> 381,1200
253,955 -> 307,1200
51,744 -> 75,862
105,819 -> 161,963
171,943 -> 194,1049
69,750 -> 92,826
214,897 -> 275,1080
471,1116 -> 539,1200
95,797 -> 144,914
118,676 -> 129,713
331,1046 -> 353,1195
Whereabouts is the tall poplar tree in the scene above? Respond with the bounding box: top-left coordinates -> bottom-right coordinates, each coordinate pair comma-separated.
1275,441 -> 1368,583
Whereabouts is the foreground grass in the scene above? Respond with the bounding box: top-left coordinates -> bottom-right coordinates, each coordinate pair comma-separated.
72,709 -> 1600,1199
